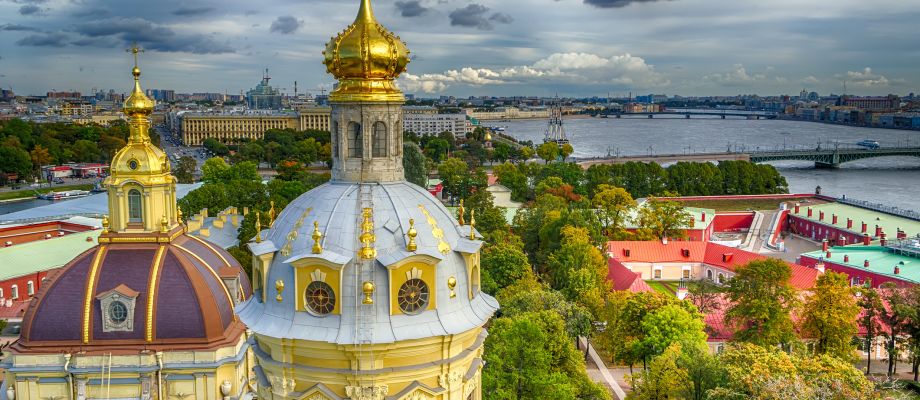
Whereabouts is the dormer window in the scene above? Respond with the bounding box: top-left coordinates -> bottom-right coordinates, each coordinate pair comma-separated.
96,284 -> 139,333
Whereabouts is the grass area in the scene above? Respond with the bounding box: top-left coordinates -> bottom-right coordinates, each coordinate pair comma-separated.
0,184 -> 94,202
645,280 -> 678,295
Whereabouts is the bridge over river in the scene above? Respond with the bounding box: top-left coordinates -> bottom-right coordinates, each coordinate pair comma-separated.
599,109 -> 779,119
576,145 -> 920,168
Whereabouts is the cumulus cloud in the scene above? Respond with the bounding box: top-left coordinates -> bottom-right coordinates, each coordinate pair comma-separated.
449,4 -> 512,30
802,76 -> 820,85
270,16 -> 303,35
399,52 -> 668,93
1,24 -> 40,32
703,64 -> 767,86
172,6 -> 216,16
395,0 -> 431,17
71,7 -> 110,18
583,0 -> 673,8
841,67 -> 890,87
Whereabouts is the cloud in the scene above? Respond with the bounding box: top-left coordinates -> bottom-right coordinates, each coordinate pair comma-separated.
394,0 -> 430,17
15,32 -> 67,47
65,17 -> 235,54
449,4 -> 512,30
71,7 -> 110,18
172,6 -> 216,16
19,4 -> 45,16
270,16 -> 303,35
1,24 -> 40,32
841,67 -> 890,87
583,0 -> 672,8
802,76 -> 819,85
399,52 -> 668,93
703,64 -> 767,86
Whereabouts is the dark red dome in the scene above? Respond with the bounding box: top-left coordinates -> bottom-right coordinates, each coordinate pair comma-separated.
15,232 -> 250,353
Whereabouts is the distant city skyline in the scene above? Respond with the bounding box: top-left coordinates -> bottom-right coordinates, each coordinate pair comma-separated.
1,0 -> 918,97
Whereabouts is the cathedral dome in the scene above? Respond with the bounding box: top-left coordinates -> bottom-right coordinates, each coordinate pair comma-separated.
237,181 -> 498,345
123,66 -> 155,117
322,0 -> 410,102
16,233 -> 250,352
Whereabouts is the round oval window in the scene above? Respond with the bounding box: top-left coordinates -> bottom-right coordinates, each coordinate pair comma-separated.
398,278 -> 429,314
305,281 -> 336,315
110,301 -> 128,324
128,159 -> 139,170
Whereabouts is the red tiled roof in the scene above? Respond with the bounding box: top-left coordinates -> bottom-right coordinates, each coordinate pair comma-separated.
487,174 -> 499,186
606,241 -> 707,263
607,241 -> 819,290
0,300 -> 32,320
607,258 -> 653,293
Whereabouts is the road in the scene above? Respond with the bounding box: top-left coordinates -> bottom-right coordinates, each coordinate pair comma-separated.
155,124 -> 210,174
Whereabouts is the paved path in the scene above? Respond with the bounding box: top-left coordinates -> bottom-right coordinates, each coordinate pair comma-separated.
580,337 -> 627,400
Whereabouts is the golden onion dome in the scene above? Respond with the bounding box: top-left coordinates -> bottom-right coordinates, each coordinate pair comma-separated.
123,63 -> 155,116
323,0 -> 410,102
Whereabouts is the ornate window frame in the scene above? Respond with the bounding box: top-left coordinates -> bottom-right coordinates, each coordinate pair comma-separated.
96,284 -> 139,333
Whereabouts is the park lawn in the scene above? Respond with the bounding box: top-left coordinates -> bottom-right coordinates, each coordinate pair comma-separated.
645,280 -> 676,295
678,198 -> 791,212
0,184 -> 95,202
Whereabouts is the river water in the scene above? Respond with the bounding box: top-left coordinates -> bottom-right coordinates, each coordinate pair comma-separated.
497,117 -> 920,211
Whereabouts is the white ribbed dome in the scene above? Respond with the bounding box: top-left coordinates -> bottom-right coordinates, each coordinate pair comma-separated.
237,181 -> 498,344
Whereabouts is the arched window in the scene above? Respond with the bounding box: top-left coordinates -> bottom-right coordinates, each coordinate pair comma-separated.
706,269 -> 713,281
27,281 -> 34,296
472,264 -> 481,295
372,122 -> 387,157
718,273 -> 725,284
348,122 -> 362,158
128,189 -> 143,223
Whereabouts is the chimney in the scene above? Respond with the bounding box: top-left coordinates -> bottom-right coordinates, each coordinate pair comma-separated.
837,236 -> 847,246
822,239 -> 829,252
864,259 -> 870,268
815,261 -> 825,274
895,264 -> 901,275
863,234 -> 871,246
898,229 -> 907,240
701,212 -> 707,222
826,251 -> 832,258
875,225 -> 882,237
847,218 -> 853,229
807,208 -> 813,217
844,255 -> 850,263
861,222 -> 868,233
662,237 -> 669,245
832,214 -> 838,225
880,232 -> 888,247
794,203 -> 800,214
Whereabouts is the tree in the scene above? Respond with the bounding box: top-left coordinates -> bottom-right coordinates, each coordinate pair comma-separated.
174,156 -> 197,184
900,285 -> 920,381
678,342 -> 727,400
403,141 -> 428,188
202,138 -> 229,156
483,311 -> 610,400
686,278 -> 723,315
627,343 -> 689,400
544,226 -> 609,313
201,157 -> 231,184
800,271 -> 859,360
241,142 -> 265,163
560,143 -> 574,161
592,184 -> 636,239
481,238 -> 534,294
880,283 -> 910,378
637,197 -> 694,240
635,304 -> 708,358
723,259 -> 798,348
857,284 -> 884,375
29,144 -> 52,173
437,158 -> 471,202
0,147 -> 33,181
537,142 -> 560,163
499,287 -> 592,340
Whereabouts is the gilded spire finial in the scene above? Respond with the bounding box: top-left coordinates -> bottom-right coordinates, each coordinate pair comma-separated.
122,43 -> 154,143
407,218 -> 417,252
359,208 -> 377,259
457,199 -> 466,226
357,0 -> 375,23
469,209 -> 476,240
101,215 -> 110,234
312,221 -> 323,254
254,211 -> 262,244
268,201 -> 276,226
160,215 -> 169,233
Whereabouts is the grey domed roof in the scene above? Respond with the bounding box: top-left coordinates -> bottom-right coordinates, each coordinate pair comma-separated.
236,181 -> 498,345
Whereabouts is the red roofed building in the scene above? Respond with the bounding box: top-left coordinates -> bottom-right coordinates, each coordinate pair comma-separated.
606,240 -> 819,290
607,258 -> 653,293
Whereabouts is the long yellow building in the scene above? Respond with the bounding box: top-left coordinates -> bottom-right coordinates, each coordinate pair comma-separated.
172,106 -> 331,145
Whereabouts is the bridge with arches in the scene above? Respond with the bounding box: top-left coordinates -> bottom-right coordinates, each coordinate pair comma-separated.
576,146 -> 920,168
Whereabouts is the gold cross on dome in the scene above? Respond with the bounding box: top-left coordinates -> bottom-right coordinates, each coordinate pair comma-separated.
126,43 -> 145,67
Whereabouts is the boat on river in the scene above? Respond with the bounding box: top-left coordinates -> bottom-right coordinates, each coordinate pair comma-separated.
37,190 -> 91,200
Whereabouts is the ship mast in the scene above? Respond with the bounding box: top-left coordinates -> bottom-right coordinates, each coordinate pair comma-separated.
543,96 -> 569,145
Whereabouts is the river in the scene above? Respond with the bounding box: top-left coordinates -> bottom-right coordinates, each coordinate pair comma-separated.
496,117 -> 920,211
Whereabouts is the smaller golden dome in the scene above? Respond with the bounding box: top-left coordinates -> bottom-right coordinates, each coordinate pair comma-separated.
124,66 -> 155,116
323,0 -> 410,102
484,131 -> 492,141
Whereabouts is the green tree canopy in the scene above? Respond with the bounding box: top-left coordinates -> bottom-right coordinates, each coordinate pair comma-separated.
800,271 -> 859,360
724,259 -> 798,347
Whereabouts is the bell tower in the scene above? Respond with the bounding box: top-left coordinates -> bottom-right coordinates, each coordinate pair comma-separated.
323,0 -> 411,183
103,46 -> 179,233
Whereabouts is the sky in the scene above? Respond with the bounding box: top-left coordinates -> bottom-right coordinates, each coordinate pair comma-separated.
1,0 -> 919,98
